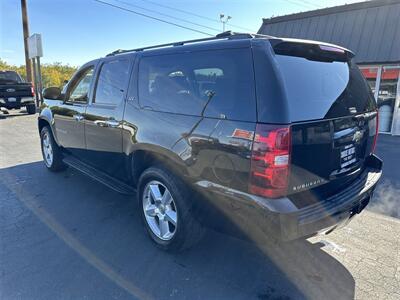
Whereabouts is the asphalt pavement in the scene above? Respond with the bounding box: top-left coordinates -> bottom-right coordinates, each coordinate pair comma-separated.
0,109 -> 399,300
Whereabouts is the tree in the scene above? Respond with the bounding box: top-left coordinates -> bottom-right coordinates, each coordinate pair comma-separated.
0,59 -> 77,88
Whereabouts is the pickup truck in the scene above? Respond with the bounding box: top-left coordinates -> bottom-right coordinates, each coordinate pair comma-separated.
0,70 -> 36,114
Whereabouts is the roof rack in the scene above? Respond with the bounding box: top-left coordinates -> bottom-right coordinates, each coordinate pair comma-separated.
106,31 -> 269,57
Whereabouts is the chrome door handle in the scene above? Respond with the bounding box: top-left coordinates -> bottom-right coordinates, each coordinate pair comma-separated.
73,114 -> 84,122
94,119 -> 120,128
94,120 -> 107,127
105,120 -> 120,128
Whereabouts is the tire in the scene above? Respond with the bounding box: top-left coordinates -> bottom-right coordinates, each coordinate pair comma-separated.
40,126 -> 67,172
138,166 -> 205,252
26,104 -> 36,114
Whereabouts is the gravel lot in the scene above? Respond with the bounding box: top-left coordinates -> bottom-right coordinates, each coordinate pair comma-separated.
1,109 -> 399,300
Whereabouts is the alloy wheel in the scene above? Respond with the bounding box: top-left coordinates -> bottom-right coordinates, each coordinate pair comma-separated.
142,180 -> 178,240
42,132 -> 53,167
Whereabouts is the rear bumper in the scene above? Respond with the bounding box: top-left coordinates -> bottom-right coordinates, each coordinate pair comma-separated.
0,97 -> 35,109
195,154 -> 382,241
282,161 -> 381,240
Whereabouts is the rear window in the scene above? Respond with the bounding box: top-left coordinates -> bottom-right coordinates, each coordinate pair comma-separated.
138,48 -> 256,121
275,54 -> 376,122
0,71 -> 23,84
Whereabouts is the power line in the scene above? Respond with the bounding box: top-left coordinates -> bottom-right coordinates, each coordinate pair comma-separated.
114,0 -> 220,32
297,0 -> 324,8
282,0 -> 322,9
93,0 -> 214,36
138,0 -> 222,23
137,0 -> 256,32
282,0 -> 312,9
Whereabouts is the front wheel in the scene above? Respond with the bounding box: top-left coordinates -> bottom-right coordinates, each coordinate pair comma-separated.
40,126 -> 66,172
138,167 -> 204,252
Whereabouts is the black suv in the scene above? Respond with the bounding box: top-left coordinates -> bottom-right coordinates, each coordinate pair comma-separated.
38,32 -> 382,251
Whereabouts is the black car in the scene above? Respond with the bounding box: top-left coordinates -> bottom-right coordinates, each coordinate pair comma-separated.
0,70 -> 36,114
38,32 -> 382,251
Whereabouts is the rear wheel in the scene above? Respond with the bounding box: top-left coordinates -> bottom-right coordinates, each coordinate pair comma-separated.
138,167 -> 204,252
26,104 -> 36,114
40,126 -> 66,172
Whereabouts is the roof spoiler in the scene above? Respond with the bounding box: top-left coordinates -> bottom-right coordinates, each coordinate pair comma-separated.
269,38 -> 354,62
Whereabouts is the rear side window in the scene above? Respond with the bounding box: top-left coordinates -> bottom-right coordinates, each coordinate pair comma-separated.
275,54 -> 376,121
94,59 -> 130,105
138,48 -> 256,121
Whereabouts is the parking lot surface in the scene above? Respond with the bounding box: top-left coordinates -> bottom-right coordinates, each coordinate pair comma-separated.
1,110 -> 399,300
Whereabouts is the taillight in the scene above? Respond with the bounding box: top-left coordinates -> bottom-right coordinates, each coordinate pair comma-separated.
31,85 -> 35,97
372,110 -> 379,153
249,124 -> 291,198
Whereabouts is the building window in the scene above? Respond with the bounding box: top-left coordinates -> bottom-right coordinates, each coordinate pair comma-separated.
378,67 -> 399,133
361,65 -> 400,134
360,67 -> 380,97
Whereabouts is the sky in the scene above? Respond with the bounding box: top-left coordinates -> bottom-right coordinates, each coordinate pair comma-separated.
1,0 -> 363,67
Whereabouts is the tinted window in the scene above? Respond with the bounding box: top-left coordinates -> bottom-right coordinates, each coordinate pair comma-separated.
138,49 -> 256,120
69,67 -> 94,103
276,55 -> 376,121
94,60 -> 130,105
0,71 -> 22,84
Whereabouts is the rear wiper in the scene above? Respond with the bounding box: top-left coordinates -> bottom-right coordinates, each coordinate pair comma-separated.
200,90 -> 216,117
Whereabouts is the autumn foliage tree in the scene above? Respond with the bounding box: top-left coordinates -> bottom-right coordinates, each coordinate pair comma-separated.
0,59 -> 77,88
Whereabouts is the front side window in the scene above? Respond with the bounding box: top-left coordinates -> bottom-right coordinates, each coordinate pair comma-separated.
94,59 -> 130,105
138,48 -> 256,120
69,67 -> 94,103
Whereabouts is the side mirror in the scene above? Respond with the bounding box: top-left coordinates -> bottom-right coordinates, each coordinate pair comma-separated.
43,87 -> 62,100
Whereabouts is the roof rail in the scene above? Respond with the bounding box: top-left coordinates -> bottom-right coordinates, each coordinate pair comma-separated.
106,31 -> 263,57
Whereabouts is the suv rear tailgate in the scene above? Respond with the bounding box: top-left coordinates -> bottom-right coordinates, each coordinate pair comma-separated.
0,83 -> 32,98
289,112 -> 378,205
271,39 -> 378,203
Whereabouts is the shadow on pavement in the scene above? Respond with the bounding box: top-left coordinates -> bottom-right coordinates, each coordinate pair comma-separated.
0,161 -> 355,300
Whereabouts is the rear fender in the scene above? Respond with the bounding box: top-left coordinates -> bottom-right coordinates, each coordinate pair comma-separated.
129,144 -> 190,185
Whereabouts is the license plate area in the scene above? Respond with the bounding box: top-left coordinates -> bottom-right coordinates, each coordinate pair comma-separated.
8,97 -> 17,102
340,144 -> 356,168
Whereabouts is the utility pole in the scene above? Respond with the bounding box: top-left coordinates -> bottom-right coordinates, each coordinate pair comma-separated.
219,14 -> 232,32
21,0 -> 33,83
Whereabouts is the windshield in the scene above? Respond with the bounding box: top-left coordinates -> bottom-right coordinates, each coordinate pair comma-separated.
0,71 -> 23,84
275,54 -> 376,122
